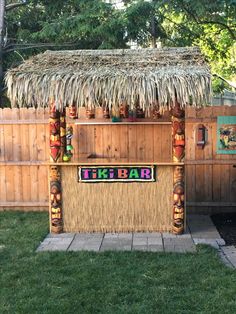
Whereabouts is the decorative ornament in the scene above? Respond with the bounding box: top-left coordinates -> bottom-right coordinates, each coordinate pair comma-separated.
86,108 -> 95,119
63,126 -> 74,161
103,106 -> 110,119
69,103 -> 78,119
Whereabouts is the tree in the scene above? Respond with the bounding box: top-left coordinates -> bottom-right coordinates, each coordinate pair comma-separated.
1,0 -> 128,105
123,0 -> 236,91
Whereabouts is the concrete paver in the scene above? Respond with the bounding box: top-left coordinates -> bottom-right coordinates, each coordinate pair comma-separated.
220,246 -> 236,268
164,238 -> 196,253
100,233 -> 132,251
37,237 -> 74,252
68,233 -> 103,252
36,215 -> 236,268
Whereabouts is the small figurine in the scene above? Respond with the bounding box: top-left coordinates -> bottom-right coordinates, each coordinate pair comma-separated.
103,106 -> 110,119
69,103 -> 78,119
86,108 -> 95,119
136,104 -> 145,118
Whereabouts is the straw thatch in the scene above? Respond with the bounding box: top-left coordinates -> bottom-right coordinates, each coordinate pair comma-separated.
62,166 -> 172,232
6,47 -> 211,112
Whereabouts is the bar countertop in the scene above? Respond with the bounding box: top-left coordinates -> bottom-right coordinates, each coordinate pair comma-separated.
45,155 -> 184,166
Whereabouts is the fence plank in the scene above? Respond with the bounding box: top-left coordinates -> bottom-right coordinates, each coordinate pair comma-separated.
0,106 -> 236,212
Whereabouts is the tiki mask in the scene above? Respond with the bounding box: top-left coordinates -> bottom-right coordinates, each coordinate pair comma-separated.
173,182 -> 184,205
103,106 -> 110,119
86,108 -> 95,119
50,182 -> 61,207
172,116 -> 185,162
172,119 -> 184,136
50,166 -> 61,181
69,103 -> 78,119
119,104 -> 128,118
173,182 -> 184,228
50,119 -> 60,135
152,105 -> 161,119
174,166 -> 184,183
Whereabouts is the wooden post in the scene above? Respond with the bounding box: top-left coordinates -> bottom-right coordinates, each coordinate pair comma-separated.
49,165 -> 63,233
172,103 -> 185,234
60,107 -> 66,158
49,101 -> 63,233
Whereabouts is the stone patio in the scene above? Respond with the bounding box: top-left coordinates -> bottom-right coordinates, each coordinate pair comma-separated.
36,214 -> 236,269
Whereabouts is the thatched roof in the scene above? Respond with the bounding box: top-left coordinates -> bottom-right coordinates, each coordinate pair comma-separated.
6,47 -> 211,111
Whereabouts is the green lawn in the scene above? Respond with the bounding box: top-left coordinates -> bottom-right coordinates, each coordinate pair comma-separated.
0,212 -> 236,314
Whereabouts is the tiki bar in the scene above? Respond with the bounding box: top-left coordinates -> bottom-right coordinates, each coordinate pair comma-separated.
6,48 -> 211,235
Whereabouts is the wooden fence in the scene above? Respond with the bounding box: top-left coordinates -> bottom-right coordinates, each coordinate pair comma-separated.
1,106 -> 236,213
185,106 -> 236,213
0,108 -> 49,210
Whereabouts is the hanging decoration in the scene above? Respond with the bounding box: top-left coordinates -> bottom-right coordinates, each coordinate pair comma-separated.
60,108 -> 67,158
172,103 -> 185,234
50,165 -> 63,233
64,126 -> 74,161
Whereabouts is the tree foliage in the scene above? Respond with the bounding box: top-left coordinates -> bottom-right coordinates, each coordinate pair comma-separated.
123,0 -> 236,91
4,0 -> 127,69
3,0 -> 236,94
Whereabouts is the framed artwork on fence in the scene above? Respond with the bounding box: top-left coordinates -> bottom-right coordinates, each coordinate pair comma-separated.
217,116 -> 236,154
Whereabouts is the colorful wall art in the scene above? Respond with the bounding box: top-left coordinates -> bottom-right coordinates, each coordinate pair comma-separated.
78,166 -> 155,182
217,116 -> 236,154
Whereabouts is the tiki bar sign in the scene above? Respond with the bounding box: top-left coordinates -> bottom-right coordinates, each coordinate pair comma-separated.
78,166 -> 155,182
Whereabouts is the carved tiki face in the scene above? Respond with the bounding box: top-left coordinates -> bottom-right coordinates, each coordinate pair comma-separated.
50,182 -> 61,206
173,119 -> 184,136
50,118 -> 60,135
50,166 -> 60,181
103,107 -> 110,119
173,182 -> 184,209
174,166 -> 184,182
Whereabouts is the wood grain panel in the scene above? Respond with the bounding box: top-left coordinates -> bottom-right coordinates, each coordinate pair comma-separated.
128,125 -> 137,159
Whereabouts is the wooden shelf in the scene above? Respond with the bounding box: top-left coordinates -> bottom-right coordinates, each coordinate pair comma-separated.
45,158 -> 184,166
75,120 -> 171,125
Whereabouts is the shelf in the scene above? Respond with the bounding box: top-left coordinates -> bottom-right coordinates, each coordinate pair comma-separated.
45,158 -> 184,166
75,120 -> 171,125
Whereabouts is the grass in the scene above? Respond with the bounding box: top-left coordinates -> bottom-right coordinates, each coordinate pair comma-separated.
0,212 -> 236,314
